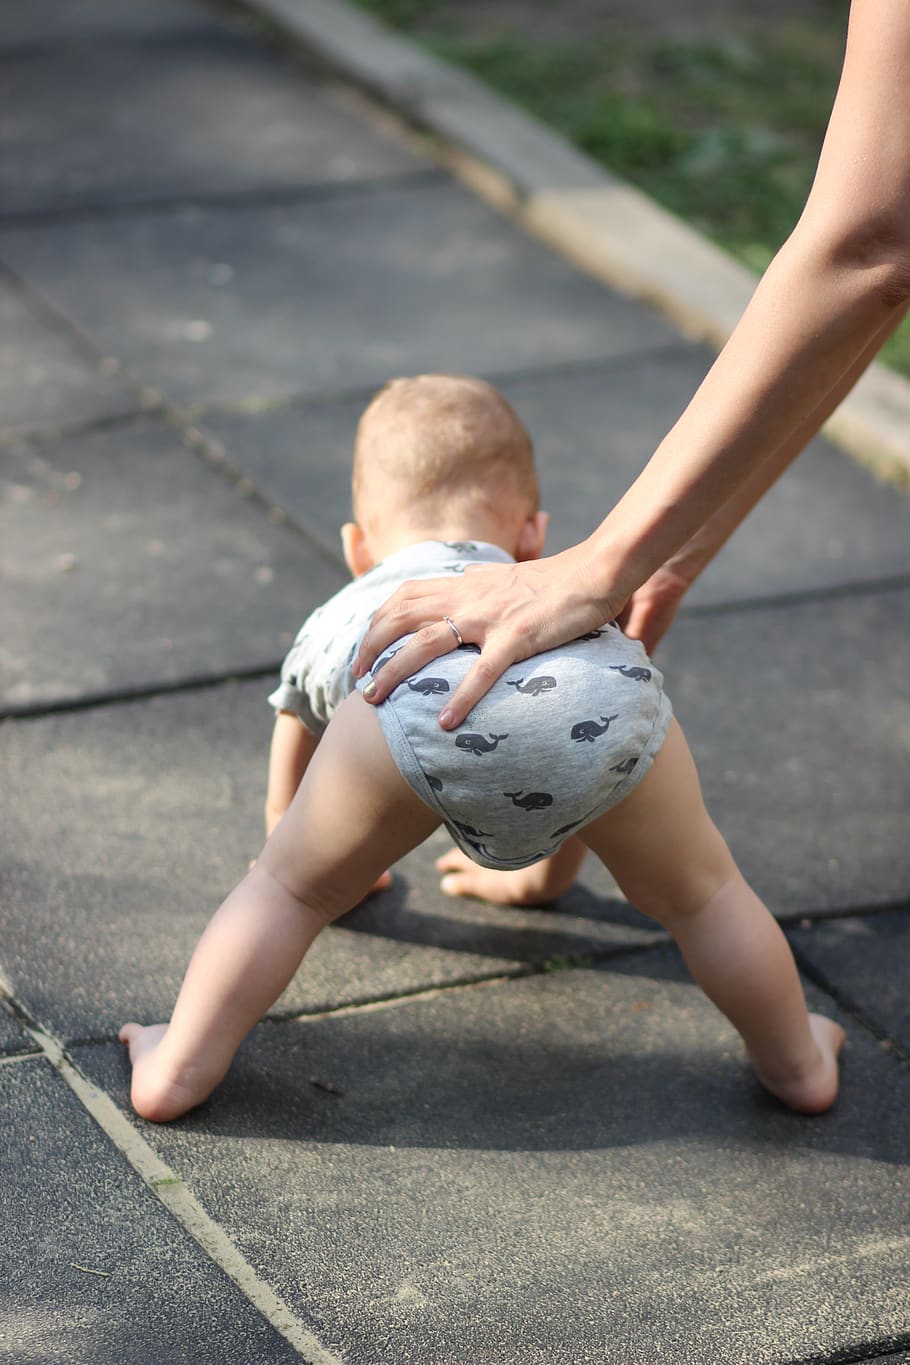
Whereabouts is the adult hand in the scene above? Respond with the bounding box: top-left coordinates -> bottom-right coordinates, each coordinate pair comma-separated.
354,539 -> 618,729
617,563 -> 692,654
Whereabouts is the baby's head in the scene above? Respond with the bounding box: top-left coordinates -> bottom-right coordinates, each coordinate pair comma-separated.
341,373 -> 548,576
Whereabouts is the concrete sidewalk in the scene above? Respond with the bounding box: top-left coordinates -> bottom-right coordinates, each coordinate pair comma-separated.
1,1 -> 909,1361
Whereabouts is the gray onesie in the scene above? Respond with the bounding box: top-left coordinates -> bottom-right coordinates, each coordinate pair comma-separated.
269,540 -> 672,870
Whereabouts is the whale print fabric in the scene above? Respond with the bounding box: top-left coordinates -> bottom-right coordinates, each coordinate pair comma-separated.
367,621 -> 671,869
270,539 -> 671,870
268,540 -> 513,736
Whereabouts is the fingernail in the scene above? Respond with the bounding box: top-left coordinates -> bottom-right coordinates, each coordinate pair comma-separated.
362,680 -> 377,700
439,708 -> 454,728
441,876 -> 457,895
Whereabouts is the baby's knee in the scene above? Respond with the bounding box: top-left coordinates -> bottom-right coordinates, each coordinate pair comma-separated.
637,859 -> 741,930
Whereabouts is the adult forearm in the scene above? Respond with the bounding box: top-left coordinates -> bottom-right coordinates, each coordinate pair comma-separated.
588,231 -> 910,604
587,0 -> 910,605
659,303 -> 909,587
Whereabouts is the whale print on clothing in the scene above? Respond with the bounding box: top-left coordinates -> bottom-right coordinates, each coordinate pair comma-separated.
610,756 -> 638,775
455,733 -> 508,756
506,676 -> 557,696
373,647 -> 403,675
457,642 -> 482,655
460,834 -> 499,862
550,815 -> 590,839
408,677 -> 450,695
503,790 -> 554,811
570,714 -> 619,743
452,819 -> 494,839
443,541 -> 479,553
609,664 -> 652,682
425,773 -> 444,793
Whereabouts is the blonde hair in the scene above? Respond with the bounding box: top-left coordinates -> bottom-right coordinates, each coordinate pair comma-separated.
352,374 -> 537,530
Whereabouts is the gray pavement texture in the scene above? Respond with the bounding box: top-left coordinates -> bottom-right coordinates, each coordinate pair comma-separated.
1,1 -> 908,1362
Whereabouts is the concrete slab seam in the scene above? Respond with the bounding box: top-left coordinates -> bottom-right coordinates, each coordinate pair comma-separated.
0,659 -> 284,722
789,945 -> 910,1067
7,1003 -> 346,1365
0,264 -> 348,583
180,339 -> 692,425
0,167 -> 445,230
0,407 -> 147,453
276,937 -> 683,1027
677,571 -> 910,621
234,0 -> 910,487
177,421 -> 348,574
0,259 -> 163,416
281,969 -> 533,1025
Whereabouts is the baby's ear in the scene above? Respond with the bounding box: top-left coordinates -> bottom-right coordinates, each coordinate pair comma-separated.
515,510 -> 549,562
341,522 -> 375,577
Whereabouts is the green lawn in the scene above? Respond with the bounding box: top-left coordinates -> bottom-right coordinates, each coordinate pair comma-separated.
354,1 -> 910,377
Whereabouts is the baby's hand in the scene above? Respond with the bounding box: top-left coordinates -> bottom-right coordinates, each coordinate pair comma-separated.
436,848 -> 563,907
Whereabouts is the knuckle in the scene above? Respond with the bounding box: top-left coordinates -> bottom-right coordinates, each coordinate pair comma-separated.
392,598 -> 419,627
415,623 -> 442,648
472,656 -> 501,684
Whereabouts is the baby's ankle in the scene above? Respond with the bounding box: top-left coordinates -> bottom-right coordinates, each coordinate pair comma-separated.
131,1050 -> 216,1123
752,1014 -> 845,1116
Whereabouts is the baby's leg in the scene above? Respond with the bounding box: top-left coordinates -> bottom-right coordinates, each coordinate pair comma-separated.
120,693 -> 440,1121
580,718 -> 844,1113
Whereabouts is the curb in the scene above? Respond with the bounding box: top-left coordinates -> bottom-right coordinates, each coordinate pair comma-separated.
242,0 -> 910,485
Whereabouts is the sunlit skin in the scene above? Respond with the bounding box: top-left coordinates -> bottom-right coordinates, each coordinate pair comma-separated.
121,377 -> 843,1123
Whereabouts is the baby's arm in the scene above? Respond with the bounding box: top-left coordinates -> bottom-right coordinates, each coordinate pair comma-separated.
435,837 -> 588,906
265,711 -> 319,836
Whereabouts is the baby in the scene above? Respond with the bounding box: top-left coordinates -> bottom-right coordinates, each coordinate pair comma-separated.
121,374 -> 843,1122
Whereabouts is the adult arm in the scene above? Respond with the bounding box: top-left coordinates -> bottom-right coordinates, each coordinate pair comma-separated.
356,0 -> 910,725
621,299 -> 909,650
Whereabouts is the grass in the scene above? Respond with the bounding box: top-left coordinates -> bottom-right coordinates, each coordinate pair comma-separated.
353,0 -> 910,378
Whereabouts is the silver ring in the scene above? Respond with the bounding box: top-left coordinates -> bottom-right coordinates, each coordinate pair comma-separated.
443,615 -> 464,647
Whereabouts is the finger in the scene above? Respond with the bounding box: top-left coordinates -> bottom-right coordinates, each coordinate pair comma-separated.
119,1023 -> 138,1044
623,601 -> 669,654
360,620 -> 462,704
368,869 -> 393,893
436,641 -> 519,730
353,580 -> 453,678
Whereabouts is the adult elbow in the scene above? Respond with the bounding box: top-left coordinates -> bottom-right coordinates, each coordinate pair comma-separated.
831,220 -> 910,310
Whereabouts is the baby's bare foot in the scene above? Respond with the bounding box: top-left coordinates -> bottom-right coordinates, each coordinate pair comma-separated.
119,1022 -> 214,1123
755,1014 -> 845,1115
436,847 -> 555,906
